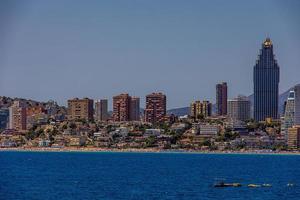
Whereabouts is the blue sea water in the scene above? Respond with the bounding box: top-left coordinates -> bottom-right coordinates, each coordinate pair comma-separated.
1,152 -> 300,200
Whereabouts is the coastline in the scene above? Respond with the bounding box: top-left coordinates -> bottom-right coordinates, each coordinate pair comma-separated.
1,147 -> 300,155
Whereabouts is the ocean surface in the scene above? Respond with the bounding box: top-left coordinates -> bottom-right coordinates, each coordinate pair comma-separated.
1,152 -> 300,200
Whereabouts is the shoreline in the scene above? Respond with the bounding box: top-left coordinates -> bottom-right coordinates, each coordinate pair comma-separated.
1,147 -> 300,155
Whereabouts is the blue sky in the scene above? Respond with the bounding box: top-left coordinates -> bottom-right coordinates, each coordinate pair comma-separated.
0,0 -> 299,109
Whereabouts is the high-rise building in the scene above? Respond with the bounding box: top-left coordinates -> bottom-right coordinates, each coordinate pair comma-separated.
227,96 -> 251,121
202,101 -> 212,117
216,82 -> 227,116
190,100 -> 212,119
67,98 -> 94,121
190,101 -> 202,119
294,84 -> 300,125
113,94 -> 141,122
95,99 -> 108,121
145,93 -> 166,123
113,94 -> 131,121
0,108 -> 9,129
287,126 -> 300,150
281,90 -> 295,140
8,101 -> 27,131
253,38 -> 280,121
130,97 -> 140,121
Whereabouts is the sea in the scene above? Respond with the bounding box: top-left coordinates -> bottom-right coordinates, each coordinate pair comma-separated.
0,151 -> 300,200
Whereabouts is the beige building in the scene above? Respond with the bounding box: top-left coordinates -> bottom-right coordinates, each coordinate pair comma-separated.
287,126 -> 300,150
67,98 -> 94,121
190,100 -> 212,119
69,136 -> 87,146
9,101 -> 27,131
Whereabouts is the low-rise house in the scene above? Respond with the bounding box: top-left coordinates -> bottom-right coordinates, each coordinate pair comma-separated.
94,135 -> 112,147
144,129 -> 162,136
226,120 -> 248,136
110,127 -> 129,138
69,136 -> 87,146
170,123 -> 187,133
192,123 -> 220,136
38,139 -> 51,147
0,139 -> 17,147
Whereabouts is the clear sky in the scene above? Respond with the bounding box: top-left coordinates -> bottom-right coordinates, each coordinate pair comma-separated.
0,0 -> 299,109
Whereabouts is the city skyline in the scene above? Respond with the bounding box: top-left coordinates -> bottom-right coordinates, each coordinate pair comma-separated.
2,2 -> 300,200
0,1 -> 300,109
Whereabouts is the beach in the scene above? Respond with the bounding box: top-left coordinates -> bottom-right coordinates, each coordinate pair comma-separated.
1,147 -> 300,155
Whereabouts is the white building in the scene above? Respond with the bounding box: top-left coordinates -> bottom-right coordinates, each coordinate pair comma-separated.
145,129 -> 162,136
192,123 -> 219,136
281,90 -> 295,140
294,84 -> 300,125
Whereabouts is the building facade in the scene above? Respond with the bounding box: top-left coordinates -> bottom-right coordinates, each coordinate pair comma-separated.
113,94 -> 131,121
0,108 -> 9,129
190,100 -> 212,119
281,90 -> 295,140
130,97 -> 140,121
294,84 -> 300,125
216,82 -> 227,116
67,98 -> 94,121
8,101 -> 27,131
145,93 -> 166,123
253,38 -> 280,121
227,96 -> 251,121
95,99 -> 109,121
287,126 -> 300,150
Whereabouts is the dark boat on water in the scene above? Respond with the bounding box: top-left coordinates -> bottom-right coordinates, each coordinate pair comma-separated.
214,181 -> 242,187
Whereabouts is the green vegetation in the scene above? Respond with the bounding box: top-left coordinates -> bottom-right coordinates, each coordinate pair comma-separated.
144,136 -> 156,147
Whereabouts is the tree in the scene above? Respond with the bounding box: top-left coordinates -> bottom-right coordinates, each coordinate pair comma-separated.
69,123 -> 76,129
197,114 -> 204,120
201,139 -> 211,147
145,136 -> 156,147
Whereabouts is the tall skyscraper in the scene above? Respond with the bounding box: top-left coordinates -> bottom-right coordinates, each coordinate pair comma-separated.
294,84 -> 300,125
281,90 -> 295,140
145,93 -> 166,123
113,94 -> 131,121
95,99 -> 108,121
216,82 -> 227,116
190,100 -> 212,119
253,38 -> 280,121
227,96 -> 251,122
9,101 -> 27,131
130,97 -> 140,121
67,98 -> 94,121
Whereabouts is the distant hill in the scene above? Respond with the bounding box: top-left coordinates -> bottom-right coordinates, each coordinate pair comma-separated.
167,87 -> 294,117
167,107 -> 190,116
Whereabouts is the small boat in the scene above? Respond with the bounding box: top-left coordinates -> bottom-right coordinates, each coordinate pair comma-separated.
262,184 -> 272,187
214,182 -> 242,187
232,183 -> 242,187
248,184 -> 261,188
287,183 -> 294,187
